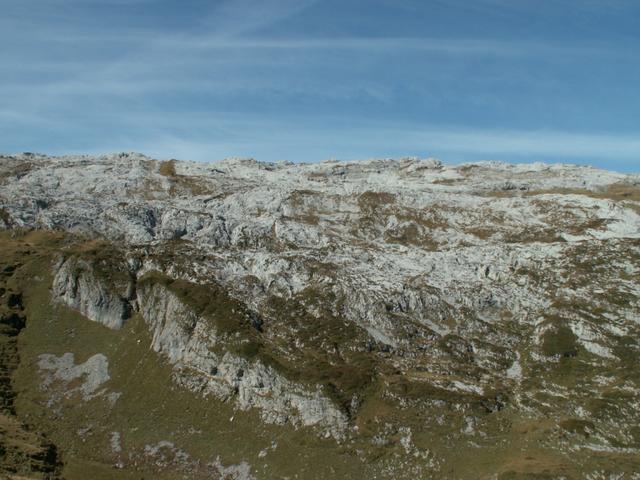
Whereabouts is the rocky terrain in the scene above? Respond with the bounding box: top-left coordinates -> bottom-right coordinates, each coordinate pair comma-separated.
0,152 -> 639,479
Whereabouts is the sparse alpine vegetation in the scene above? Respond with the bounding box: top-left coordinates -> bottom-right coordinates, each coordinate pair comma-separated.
0,153 -> 639,479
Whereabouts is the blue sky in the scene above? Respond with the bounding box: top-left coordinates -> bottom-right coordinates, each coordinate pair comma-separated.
1,0 -> 639,170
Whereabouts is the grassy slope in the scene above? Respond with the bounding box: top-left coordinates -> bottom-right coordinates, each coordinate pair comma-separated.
4,233 -> 371,479
1,231 -> 639,479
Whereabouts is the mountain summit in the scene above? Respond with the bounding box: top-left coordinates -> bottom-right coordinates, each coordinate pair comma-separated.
1,153 -> 639,479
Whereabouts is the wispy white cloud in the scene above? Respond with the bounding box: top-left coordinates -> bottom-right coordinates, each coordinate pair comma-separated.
1,22 -> 625,58
21,110 -> 640,166
0,23 -> 625,114
404,127 -> 640,160
201,0 -> 319,37
394,0 -> 639,17
1,0 -> 638,171
153,35 -> 621,58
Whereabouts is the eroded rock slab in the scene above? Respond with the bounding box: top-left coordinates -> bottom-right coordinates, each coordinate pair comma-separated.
38,352 -> 118,404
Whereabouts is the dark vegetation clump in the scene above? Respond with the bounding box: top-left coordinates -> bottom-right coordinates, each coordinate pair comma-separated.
541,324 -> 578,358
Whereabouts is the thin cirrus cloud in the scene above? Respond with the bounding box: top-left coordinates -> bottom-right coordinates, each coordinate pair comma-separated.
21,111 -> 640,169
1,0 -> 639,171
201,0 -> 319,37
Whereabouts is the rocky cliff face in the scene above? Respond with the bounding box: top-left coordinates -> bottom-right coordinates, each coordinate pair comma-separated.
1,152 -> 639,479
136,280 -> 348,437
52,255 -> 134,330
50,251 -> 349,438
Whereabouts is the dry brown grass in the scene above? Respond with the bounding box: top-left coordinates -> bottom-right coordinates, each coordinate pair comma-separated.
502,227 -> 565,244
486,182 -> 640,205
464,227 -> 494,240
158,160 -> 215,196
431,178 -> 463,185
287,189 -> 320,207
458,164 -> 481,174
496,453 -> 574,479
158,160 -> 177,177
282,190 -> 323,226
596,182 -> 640,202
395,206 -> 449,230
358,191 -> 396,211
296,214 -> 320,225
307,171 -> 328,182
383,223 -> 439,251
0,159 -> 34,185
0,414 -> 44,454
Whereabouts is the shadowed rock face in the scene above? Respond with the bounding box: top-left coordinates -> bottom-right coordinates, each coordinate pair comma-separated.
1,153 -> 640,478
0,249 -> 62,479
52,256 -> 133,330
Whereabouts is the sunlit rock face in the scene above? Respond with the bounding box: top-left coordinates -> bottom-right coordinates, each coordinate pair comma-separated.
1,152 -> 639,478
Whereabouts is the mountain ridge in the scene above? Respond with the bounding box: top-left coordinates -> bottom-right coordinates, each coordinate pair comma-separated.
0,153 -> 639,479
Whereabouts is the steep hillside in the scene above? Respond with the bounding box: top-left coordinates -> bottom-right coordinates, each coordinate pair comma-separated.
0,153 -> 639,479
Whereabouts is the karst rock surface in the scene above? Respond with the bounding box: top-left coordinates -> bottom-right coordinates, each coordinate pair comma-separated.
1,152 -> 639,479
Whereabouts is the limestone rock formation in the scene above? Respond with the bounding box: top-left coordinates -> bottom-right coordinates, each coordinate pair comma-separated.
52,255 -> 133,330
1,152 -> 639,479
